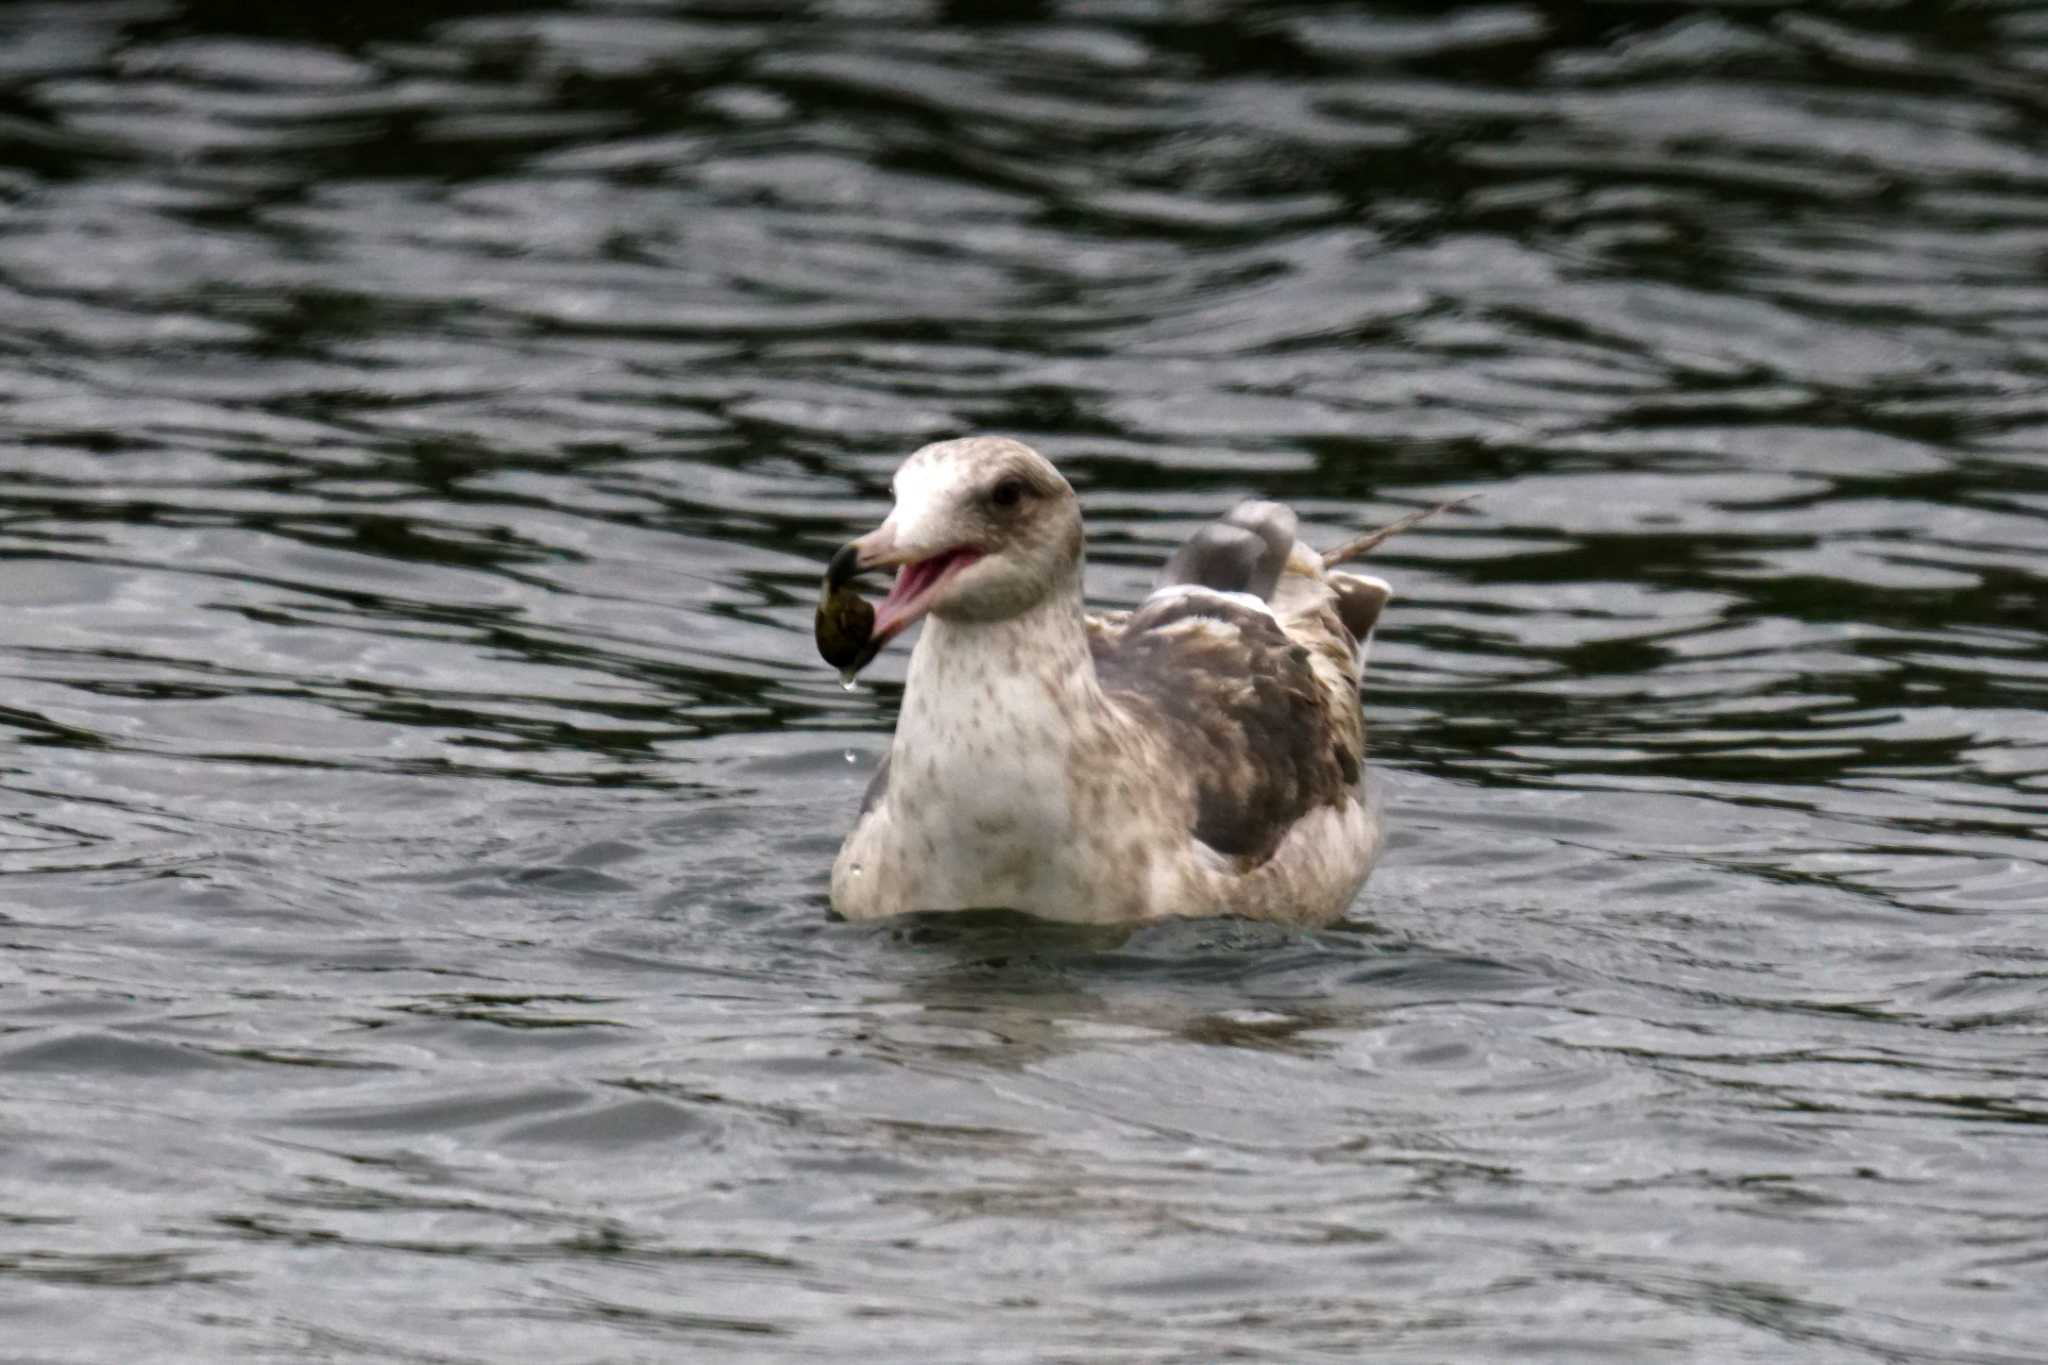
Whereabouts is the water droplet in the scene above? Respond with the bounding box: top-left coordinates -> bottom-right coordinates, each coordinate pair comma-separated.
849,863 -> 863,878
839,671 -> 859,691
844,749 -> 857,765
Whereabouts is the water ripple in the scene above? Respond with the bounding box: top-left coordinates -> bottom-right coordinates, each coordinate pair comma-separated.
0,3 -> 2044,1361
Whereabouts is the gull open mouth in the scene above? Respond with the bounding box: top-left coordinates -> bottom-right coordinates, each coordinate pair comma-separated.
871,546 -> 983,643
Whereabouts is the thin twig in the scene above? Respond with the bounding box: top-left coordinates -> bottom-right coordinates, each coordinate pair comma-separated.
1318,493 -> 1479,567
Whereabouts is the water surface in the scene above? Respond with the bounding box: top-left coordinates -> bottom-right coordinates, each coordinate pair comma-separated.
1,3 -> 2046,1362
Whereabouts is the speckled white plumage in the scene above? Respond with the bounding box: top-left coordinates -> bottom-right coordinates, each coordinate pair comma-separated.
829,436 -> 1396,926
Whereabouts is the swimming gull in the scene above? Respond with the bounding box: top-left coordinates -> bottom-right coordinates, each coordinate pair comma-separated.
819,435 -> 1455,926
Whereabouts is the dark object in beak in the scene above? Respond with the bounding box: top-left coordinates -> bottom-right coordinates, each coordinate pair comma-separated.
826,540 -> 863,592
816,582 -> 879,672
818,539 -> 881,674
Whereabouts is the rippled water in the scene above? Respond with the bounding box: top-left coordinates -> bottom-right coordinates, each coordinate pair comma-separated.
2,3 -> 2045,1361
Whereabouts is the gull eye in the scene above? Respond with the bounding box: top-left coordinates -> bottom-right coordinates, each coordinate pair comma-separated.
990,477 -> 1027,509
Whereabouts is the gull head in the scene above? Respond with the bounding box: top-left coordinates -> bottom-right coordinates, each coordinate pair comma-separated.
828,436 -> 1082,657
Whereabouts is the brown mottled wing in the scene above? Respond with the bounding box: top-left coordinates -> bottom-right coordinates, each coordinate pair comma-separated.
1092,591 -> 1358,867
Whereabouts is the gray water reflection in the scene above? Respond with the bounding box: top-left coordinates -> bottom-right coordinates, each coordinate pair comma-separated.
1,2 -> 2045,1361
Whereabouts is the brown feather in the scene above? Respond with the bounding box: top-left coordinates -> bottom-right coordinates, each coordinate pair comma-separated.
1091,593 -> 1356,867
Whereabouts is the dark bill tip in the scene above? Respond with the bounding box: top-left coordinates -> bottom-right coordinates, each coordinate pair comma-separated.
826,540 -> 863,591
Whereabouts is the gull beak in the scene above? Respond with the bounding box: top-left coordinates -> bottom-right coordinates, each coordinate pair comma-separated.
822,517 -> 984,654
826,522 -> 907,591
817,522 -> 906,677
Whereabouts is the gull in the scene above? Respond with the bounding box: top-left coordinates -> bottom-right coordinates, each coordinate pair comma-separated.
822,435 -> 1450,926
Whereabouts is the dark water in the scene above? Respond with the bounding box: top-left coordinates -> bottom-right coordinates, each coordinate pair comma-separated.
1,2 -> 2045,1361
